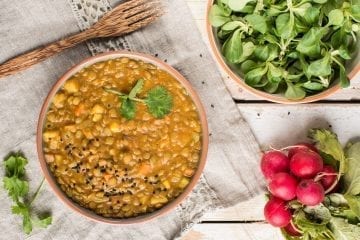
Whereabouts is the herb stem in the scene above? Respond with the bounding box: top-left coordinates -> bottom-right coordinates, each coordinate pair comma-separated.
129,97 -> 146,103
29,177 -> 45,206
103,87 -> 126,96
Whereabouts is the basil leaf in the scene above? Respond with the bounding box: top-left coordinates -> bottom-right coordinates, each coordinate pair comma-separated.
285,82 -> 306,100
245,14 -> 268,34
328,9 -> 344,26
307,53 -> 332,77
120,98 -> 136,120
209,4 -> 231,27
222,29 -> 243,63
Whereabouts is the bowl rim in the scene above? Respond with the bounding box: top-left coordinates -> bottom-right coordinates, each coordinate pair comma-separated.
206,0 -> 360,104
36,50 -> 209,225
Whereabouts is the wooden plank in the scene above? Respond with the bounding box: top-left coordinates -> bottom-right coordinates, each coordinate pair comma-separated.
203,195 -> 266,221
181,223 -> 283,240
185,0 -> 360,101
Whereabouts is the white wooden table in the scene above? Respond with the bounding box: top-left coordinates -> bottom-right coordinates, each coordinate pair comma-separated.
182,1 -> 360,239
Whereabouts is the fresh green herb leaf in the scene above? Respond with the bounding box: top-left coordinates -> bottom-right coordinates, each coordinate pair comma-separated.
4,176 -> 29,201
209,0 -> 359,100
105,80 -> 174,119
303,81 -> 324,91
276,13 -> 295,39
145,86 -> 173,119
120,98 -> 136,120
309,129 -> 347,176
237,42 -> 255,63
307,53 -> 332,77
129,79 -> 144,99
285,83 -> 306,100
209,4 -> 231,27
245,65 -> 268,86
344,195 -> 360,218
33,216 -> 53,228
330,217 -> 360,239
3,154 -> 51,234
303,7 -> 320,25
344,142 -> 360,196
245,14 -> 268,34
227,0 -> 251,11
351,5 -> 360,21
4,155 -> 27,177
222,29 -> 243,63
328,9 -> 344,26
296,27 -> 327,57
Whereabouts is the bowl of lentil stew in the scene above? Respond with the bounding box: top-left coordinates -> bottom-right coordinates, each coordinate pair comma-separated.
37,51 -> 208,224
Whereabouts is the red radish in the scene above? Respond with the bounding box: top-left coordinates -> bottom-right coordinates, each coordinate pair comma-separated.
290,150 -> 323,178
296,179 -> 325,206
320,165 -> 338,190
284,222 -> 301,236
264,197 -> 292,227
269,173 -> 298,201
261,151 -> 290,180
288,143 -> 318,159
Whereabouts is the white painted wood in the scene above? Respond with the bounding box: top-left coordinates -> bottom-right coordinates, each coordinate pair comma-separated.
203,195 -> 266,221
181,223 -> 283,240
186,0 -> 360,101
202,104 -> 360,221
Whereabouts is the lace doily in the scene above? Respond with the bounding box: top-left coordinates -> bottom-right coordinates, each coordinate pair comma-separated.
68,0 -> 131,54
67,0 -> 223,235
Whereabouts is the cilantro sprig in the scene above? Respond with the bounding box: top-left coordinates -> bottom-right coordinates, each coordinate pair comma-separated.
104,79 -> 173,120
3,154 -> 52,234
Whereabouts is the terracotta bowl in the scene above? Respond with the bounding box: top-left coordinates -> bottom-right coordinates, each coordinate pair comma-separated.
206,0 -> 360,104
37,51 -> 209,224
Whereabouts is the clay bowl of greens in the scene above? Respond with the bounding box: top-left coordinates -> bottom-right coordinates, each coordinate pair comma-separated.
36,51 -> 208,224
206,0 -> 360,104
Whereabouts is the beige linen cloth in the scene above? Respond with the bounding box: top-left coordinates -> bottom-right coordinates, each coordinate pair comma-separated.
0,0 -> 265,239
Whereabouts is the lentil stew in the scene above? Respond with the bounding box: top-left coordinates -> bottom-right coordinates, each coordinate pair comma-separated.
39,52 -> 208,221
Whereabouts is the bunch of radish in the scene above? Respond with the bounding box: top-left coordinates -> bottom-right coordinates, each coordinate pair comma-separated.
261,143 -> 338,236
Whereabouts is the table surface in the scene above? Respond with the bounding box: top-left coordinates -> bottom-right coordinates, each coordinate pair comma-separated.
181,1 -> 360,239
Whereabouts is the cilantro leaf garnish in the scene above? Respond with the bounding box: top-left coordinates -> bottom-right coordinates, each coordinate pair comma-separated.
120,98 -> 136,120
145,86 -> 173,118
104,79 -> 173,120
3,153 -> 52,234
